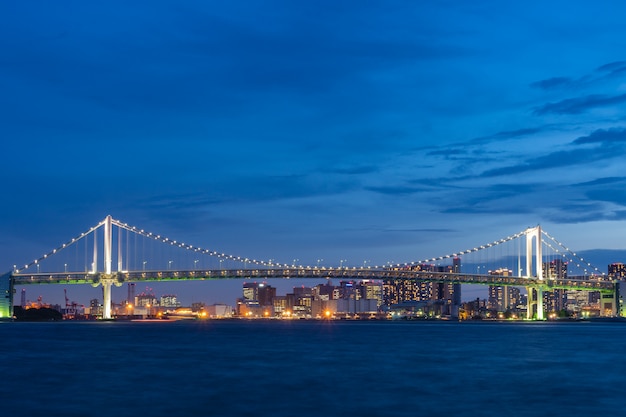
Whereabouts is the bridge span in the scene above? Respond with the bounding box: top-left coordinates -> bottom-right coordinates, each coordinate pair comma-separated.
0,216 -> 621,320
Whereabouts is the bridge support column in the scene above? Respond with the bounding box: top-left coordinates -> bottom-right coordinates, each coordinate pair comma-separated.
599,290 -> 618,317
102,280 -> 112,320
527,286 -> 544,320
0,272 -> 13,320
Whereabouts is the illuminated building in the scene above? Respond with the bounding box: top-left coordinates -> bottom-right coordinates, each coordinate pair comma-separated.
89,298 -> 103,317
312,282 -> 337,301
243,282 -> 259,302
543,259 -> 567,312
359,280 -> 383,306
160,294 -> 181,308
383,259 -> 461,316
287,287 -> 313,317
608,263 -> 626,279
273,295 -> 288,314
487,269 -> 521,312
135,290 -> 158,307
565,290 -> 591,314
383,277 -> 431,305
242,282 -> 276,306
205,304 -> 233,318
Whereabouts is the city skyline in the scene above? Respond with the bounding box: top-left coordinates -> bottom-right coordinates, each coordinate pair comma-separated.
4,2 -> 626,306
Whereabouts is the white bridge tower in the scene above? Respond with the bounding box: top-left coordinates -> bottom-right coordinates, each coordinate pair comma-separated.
525,225 -> 544,320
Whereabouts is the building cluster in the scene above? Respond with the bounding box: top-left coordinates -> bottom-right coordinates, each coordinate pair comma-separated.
237,260 -> 462,319
19,259 -> 626,320
470,259 -> 618,319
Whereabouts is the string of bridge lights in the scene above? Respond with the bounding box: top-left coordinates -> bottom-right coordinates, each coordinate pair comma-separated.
540,230 -> 604,277
13,218 -> 605,277
114,220 -> 531,271
111,218 -> 293,268
380,230 -> 528,270
14,221 -> 104,274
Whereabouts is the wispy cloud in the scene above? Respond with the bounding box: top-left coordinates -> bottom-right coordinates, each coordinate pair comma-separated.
595,61 -> 626,77
572,127 -> 626,145
533,93 -> 626,115
364,185 -> 429,196
530,77 -> 573,90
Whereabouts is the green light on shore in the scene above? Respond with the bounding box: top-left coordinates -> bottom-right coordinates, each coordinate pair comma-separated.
0,272 -> 13,319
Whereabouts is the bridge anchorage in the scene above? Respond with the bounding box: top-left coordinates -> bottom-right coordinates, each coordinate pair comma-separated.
0,216 -> 619,320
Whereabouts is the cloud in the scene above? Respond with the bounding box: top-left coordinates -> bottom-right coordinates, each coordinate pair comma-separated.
331,165 -> 379,175
427,148 -> 468,157
530,77 -> 573,90
572,127 -> 626,145
470,127 -> 548,144
533,93 -> 626,115
573,176 -> 626,187
545,204 -> 626,224
383,227 -> 455,233
364,185 -> 429,196
595,61 -> 626,76
478,148 -> 594,177
528,60 -> 626,102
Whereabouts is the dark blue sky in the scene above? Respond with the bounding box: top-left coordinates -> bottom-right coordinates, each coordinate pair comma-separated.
3,1 -> 626,306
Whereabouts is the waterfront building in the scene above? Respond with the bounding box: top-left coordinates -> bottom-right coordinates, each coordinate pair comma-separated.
312,282 -> 337,301
383,258 -> 461,316
160,294 -> 181,308
127,283 -> 135,305
383,277 -> 431,305
242,282 -> 276,307
359,280 -> 383,307
135,291 -> 158,307
273,295 -> 288,315
543,259 -> 567,312
87,298 -> 103,317
205,304 -> 233,318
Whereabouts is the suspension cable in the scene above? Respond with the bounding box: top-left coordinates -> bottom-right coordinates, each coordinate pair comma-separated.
540,233 -> 605,277
15,219 -> 106,273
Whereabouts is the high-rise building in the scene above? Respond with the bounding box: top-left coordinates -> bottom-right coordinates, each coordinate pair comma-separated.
242,282 -> 259,302
383,279 -> 431,305
608,263 -> 626,280
127,283 -> 135,305
359,280 -> 383,306
258,284 -> 276,307
543,259 -> 567,312
382,259 -> 461,316
312,282 -> 337,301
565,290 -> 590,314
487,269 -> 520,312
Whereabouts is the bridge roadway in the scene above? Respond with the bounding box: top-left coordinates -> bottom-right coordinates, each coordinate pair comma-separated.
11,267 -> 616,292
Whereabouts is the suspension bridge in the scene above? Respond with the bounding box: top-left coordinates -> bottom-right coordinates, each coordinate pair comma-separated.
0,215 -> 618,320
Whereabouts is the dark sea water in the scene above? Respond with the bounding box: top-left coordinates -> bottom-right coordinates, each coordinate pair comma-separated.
1,319 -> 625,417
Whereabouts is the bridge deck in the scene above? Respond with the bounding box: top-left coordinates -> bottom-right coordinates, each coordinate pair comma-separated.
11,268 -> 615,292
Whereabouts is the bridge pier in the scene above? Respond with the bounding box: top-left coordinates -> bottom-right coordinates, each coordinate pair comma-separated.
102,280 -> 112,320
94,274 -> 124,320
527,286 -> 544,320
599,287 -> 618,317
0,272 -> 13,319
